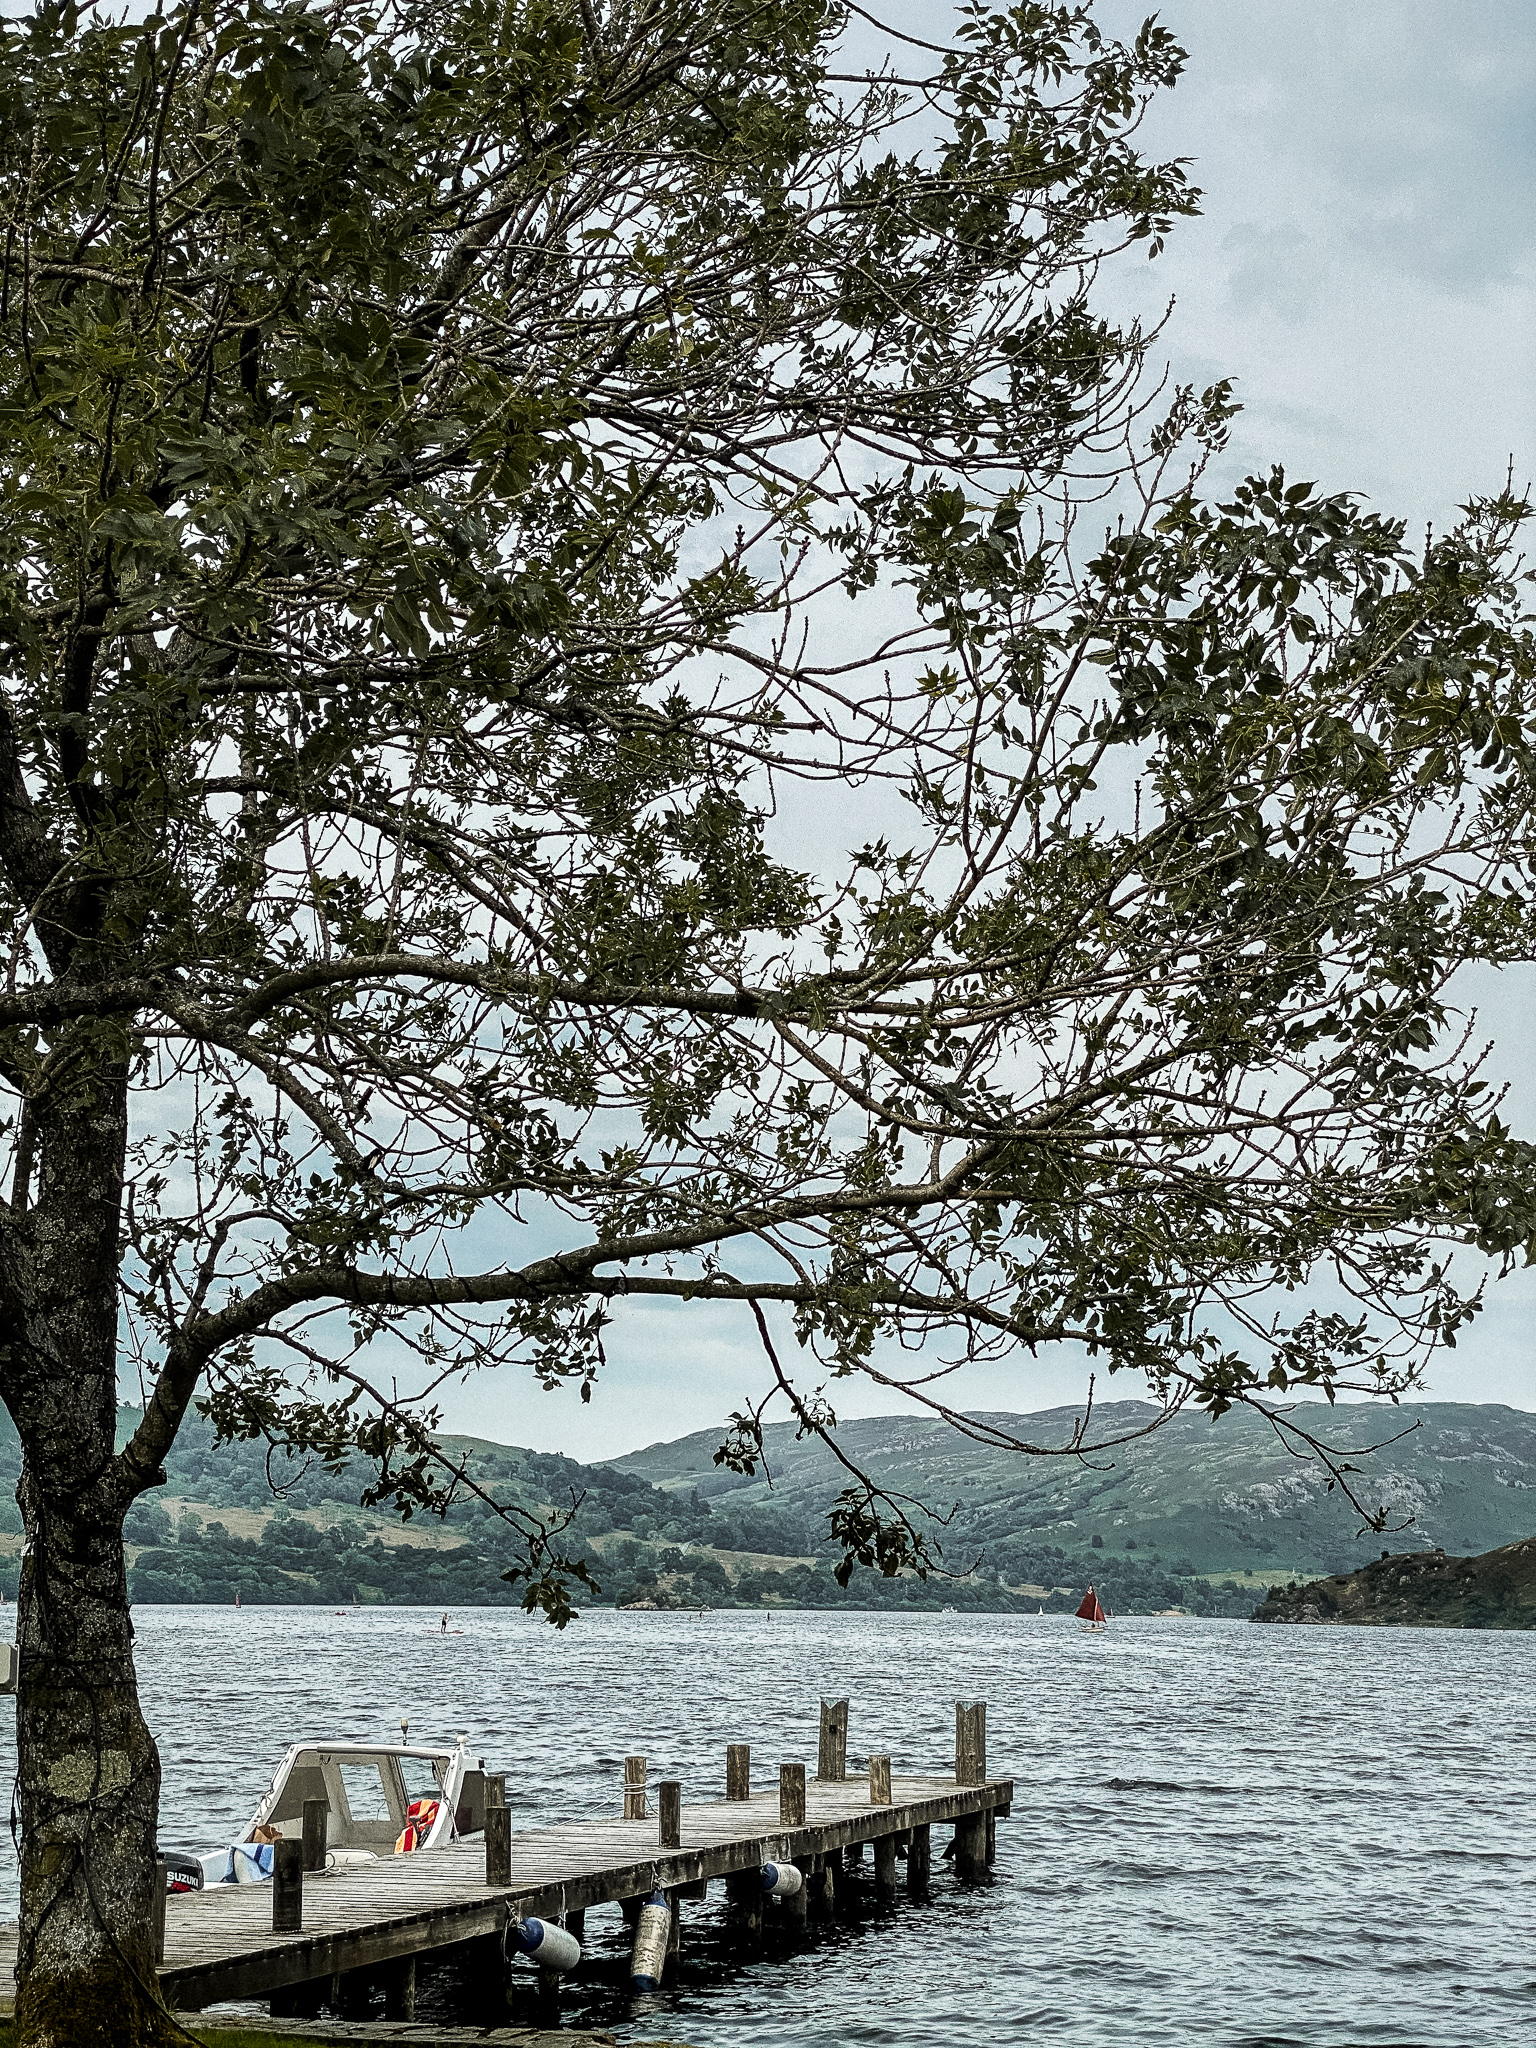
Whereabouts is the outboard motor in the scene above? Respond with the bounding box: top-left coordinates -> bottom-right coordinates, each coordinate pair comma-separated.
161,1853 -> 204,1894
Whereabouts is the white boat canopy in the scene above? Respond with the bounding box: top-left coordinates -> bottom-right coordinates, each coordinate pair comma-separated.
247,1738 -> 469,1852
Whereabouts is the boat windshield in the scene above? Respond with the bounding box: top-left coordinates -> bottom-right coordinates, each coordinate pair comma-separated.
401,1755 -> 442,1806
339,1761 -> 394,1824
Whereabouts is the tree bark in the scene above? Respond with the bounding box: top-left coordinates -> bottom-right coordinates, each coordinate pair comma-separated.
2,1063 -> 178,2046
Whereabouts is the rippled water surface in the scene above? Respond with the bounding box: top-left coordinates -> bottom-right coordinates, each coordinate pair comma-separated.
2,1606 -> 1532,2045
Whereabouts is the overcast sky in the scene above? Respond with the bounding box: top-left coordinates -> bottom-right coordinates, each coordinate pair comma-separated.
442,1 -> 1536,1458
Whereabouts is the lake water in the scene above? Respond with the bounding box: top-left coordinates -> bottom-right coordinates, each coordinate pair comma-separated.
1,1606 -> 1531,2046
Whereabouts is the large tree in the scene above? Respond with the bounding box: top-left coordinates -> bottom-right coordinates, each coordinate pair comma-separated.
0,0 -> 1532,2039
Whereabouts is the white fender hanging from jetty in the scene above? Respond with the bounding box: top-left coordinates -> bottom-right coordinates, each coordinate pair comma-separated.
629,1891 -> 672,1990
507,1916 -> 582,1975
761,1860 -> 802,1897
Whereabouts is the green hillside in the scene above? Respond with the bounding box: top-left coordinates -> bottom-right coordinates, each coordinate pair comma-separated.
613,1399 -> 1536,1584
3,1397 -> 1530,1620
0,1405 -> 1057,1614
1251,1538 -> 1536,1629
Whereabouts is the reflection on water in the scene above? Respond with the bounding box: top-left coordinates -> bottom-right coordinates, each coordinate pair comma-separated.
2,1605 -> 1532,2045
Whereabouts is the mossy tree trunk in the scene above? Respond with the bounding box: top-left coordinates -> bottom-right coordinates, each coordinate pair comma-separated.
4,1071 -> 177,2047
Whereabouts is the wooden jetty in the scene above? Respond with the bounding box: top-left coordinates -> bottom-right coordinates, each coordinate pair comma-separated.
0,1700 -> 1011,2021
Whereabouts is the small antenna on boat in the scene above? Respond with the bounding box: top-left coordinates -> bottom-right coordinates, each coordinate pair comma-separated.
400,1716 -> 409,1741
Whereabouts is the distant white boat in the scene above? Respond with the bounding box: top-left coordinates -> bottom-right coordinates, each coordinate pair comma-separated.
166,1737 -> 479,1891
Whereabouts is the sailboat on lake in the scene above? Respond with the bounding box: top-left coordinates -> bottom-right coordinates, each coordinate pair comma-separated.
1076,1584 -> 1108,1633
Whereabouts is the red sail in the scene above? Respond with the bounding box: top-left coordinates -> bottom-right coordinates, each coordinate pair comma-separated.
1075,1585 -> 1106,1623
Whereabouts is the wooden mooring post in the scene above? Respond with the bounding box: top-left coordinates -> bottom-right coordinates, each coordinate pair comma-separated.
272,1838 -> 303,1933
623,1754 -> 647,1819
484,1805 -> 511,1887
956,1700 -> 986,1785
658,1779 -> 681,1851
780,1761 -> 806,1826
953,1698 -> 988,1876
727,1743 -> 751,1800
300,1797 -> 328,1874
817,1698 -> 848,1781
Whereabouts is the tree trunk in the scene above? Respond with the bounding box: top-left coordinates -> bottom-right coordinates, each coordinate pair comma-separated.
13,1491 -> 172,2047
2,1062 -> 179,2046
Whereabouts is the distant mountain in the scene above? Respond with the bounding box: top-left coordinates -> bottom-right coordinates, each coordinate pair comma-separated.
3,1396 -> 1531,1618
1251,1538 -> 1536,1629
612,1400 -> 1536,1581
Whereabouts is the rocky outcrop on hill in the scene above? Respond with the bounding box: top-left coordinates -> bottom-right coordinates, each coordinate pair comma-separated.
1250,1537 -> 1536,1628
614,1400 -> 1536,1578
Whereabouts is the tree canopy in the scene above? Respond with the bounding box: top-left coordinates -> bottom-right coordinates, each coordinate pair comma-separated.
0,2 -> 1533,2029
2,0 -> 1533,1580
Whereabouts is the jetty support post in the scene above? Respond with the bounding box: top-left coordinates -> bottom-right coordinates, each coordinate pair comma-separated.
804,1851 -> 835,1916
666,1891 -> 681,1980
907,1822 -> 931,1894
953,1811 -> 987,1879
151,1859 -> 166,1965
659,1778 -> 681,1851
725,1868 -> 764,1946
458,1932 -> 506,2027
272,1838 -> 303,1933
337,1965 -> 379,2020
301,1797 -> 328,1873
382,1956 -> 416,2019
624,1754 -> 647,1820
955,1700 -> 986,1785
270,1980 -> 324,2021
817,1698 -> 848,1781
874,1833 -> 898,1899
485,1805 -> 512,1887
986,1808 -> 997,1864
727,1743 -> 751,1799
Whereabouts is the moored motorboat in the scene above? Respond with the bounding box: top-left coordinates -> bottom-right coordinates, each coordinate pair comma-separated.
167,1735 -> 486,1890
